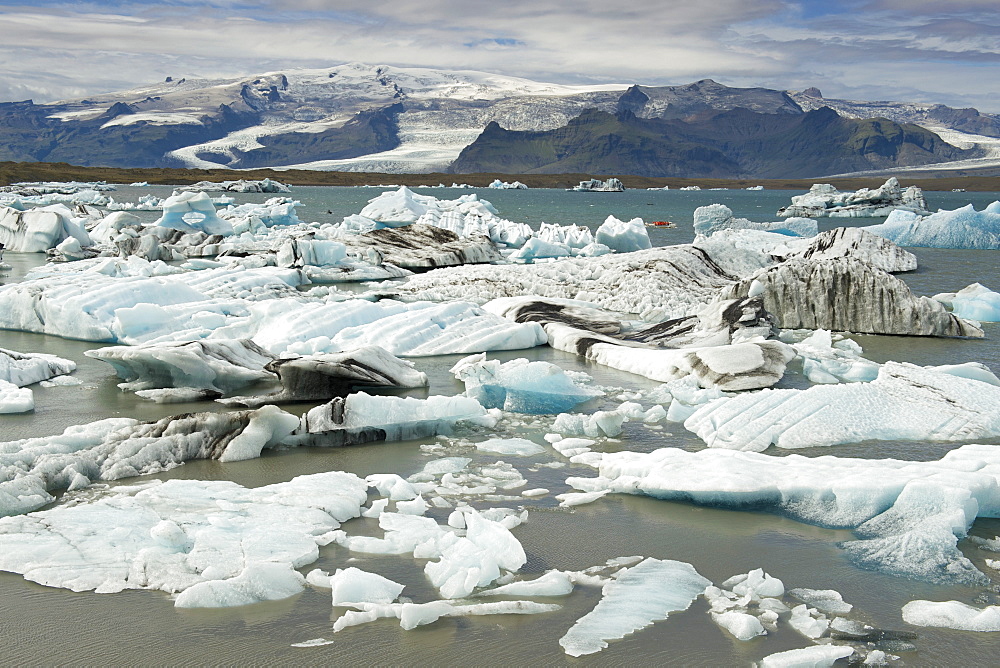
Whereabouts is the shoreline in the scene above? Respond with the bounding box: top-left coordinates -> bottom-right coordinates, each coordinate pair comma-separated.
2,160 -> 999,192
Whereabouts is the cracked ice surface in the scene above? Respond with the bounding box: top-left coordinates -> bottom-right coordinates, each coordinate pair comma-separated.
0,472 -> 369,604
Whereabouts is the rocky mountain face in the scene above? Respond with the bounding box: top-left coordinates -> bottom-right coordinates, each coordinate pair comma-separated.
0,64 -> 991,175
449,106 -> 968,178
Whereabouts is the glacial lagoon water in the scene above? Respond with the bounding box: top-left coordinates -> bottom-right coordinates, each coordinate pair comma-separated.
2,185 -> 1000,665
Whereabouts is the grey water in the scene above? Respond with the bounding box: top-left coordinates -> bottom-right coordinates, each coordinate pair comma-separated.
2,185 -> 1000,665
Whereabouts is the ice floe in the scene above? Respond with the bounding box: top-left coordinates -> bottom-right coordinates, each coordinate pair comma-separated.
777,178 -> 928,218
558,558 -> 710,656
566,443 -> 1000,584
684,361 -> 1000,450
0,471 -> 368,603
759,645 -> 855,667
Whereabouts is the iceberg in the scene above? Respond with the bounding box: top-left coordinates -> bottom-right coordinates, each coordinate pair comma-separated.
183,178 -> 290,193
594,216 -> 651,252
684,362 -> 1000,451
558,558 -> 710,656
0,471 -> 368,603
329,567 -> 406,605
570,178 -> 625,192
508,237 -> 571,262
339,224 -> 501,268
933,283 -> 1000,322
85,339 -> 277,394
223,345 -> 428,407
694,204 -> 818,238
863,201 -> 1000,249
0,347 -> 76,387
487,179 -> 527,189
566,442 -> 1000,584
773,226 -> 917,273
296,392 -> 494,446
450,354 -> 602,414
777,178 -> 929,218
720,257 -> 983,337
152,191 -> 233,236
0,204 -> 92,252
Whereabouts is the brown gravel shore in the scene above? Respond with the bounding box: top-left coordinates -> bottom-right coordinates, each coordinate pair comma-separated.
2,160 -> 999,191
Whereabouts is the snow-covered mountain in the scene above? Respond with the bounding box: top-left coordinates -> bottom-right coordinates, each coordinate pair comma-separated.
2,63 -> 999,175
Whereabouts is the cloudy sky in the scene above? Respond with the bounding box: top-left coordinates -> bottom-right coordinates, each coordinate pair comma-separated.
1,0 -> 997,111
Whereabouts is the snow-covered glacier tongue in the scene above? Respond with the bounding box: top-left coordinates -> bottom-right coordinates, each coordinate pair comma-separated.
566,443 -> 1000,584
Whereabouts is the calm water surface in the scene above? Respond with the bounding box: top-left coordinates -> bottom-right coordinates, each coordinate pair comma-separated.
1,185 -> 999,665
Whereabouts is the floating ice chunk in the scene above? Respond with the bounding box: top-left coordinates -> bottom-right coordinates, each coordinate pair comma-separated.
298,392 -> 492,446
557,490 -> 610,508
222,345 -> 428,407
864,201 -> 1000,249
901,599 -> 1000,631
928,362 -> 1000,386
933,283 -> 1000,322
475,438 -> 546,456
553,411 -> 626,438
217,405 -> 302,463
0,379 -> 33,413
330,567 -> 405,606
477,570 -> 575,597
760,645 -> 855,668
359,187 -> 430,225
789,604 -> 830,638
522,488 -> 549,497
0,204 -> 92,252
153,191 -> 233,236
39,375 -> 83,388
788,329 -> 879,384
0,471 -> 368,601
694,204 -> 817,237
86,339 -> 277,393
726,568 -> 785,599
174,562 -> 305,608
451,354 -> 602,414
509,237 -> 571,262
788,588 -> 853,614
0,348 -> 76,387
558,558 -> 710,656
711,610 -> 766,640
685,362 -> 1000,451
595,216 -> 651,252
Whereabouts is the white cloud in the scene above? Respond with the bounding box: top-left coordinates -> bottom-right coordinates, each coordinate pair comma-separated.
0,0 -> 997,112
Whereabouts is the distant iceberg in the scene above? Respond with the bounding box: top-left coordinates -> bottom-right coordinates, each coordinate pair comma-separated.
777,178 -> 929,218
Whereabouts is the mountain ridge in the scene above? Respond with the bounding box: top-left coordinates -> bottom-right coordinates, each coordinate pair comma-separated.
0,63 -> 996,176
